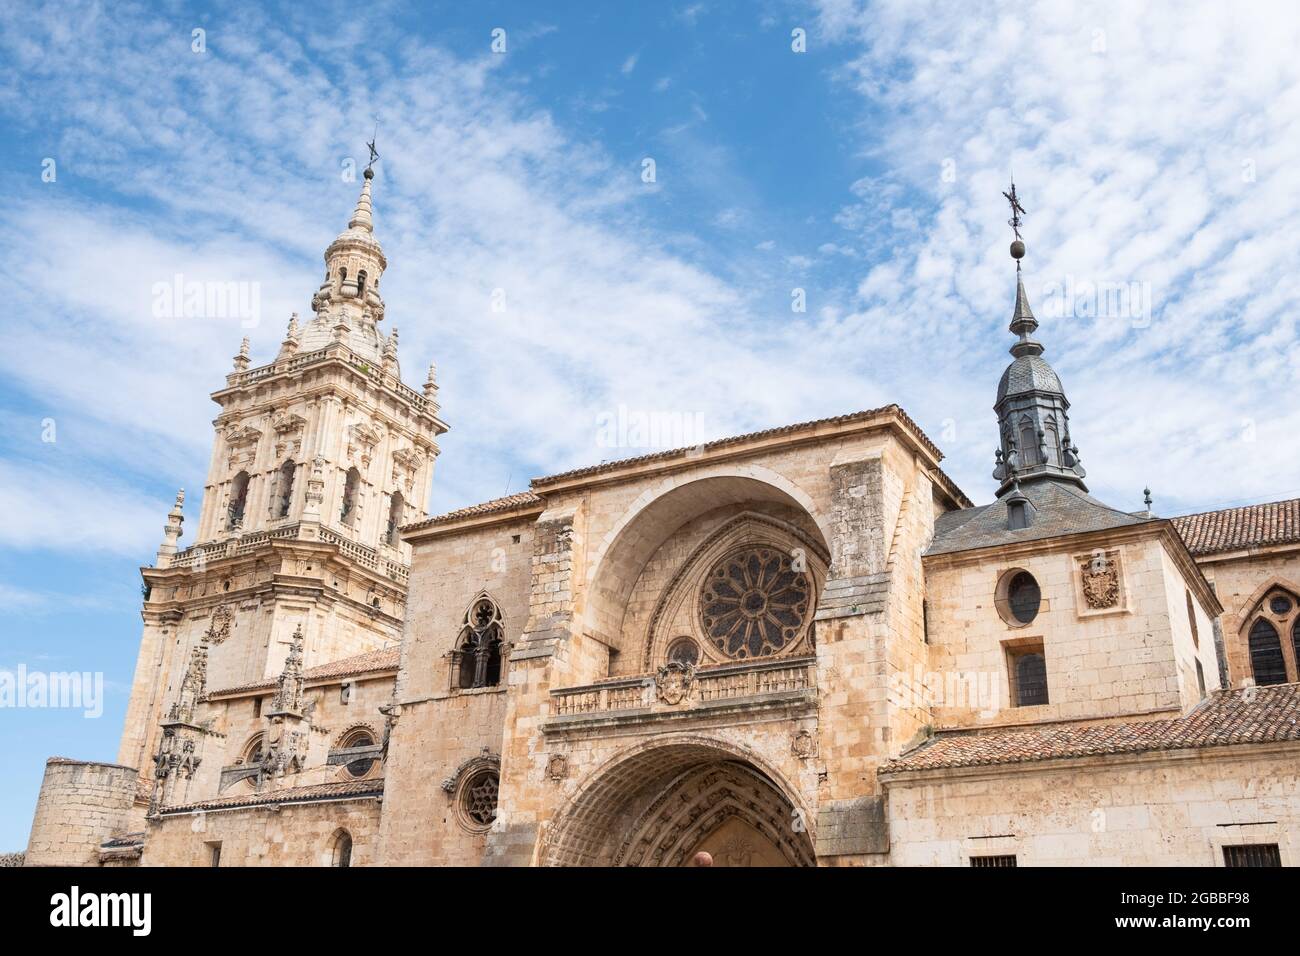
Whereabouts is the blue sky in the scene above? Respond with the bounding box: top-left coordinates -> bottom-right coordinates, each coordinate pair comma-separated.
3,0 -> 1300,849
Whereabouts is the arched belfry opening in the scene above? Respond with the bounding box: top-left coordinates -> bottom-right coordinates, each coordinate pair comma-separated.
543,739 -> 815,867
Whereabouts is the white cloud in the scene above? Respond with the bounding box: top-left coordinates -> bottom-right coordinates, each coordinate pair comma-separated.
0,460 -> 163,556
814,0 -> 1300,513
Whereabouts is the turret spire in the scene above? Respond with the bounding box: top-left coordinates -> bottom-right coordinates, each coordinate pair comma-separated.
991,182 -> 1087,496
348,171 -> 375,232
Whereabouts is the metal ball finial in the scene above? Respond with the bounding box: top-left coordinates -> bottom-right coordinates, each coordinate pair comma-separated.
363,166 -> 375,180
1010,239 -> 1026,260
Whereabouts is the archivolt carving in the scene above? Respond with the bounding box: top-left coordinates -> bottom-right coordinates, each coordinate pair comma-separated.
613,761 -> 814,867
641,512 -> 827,670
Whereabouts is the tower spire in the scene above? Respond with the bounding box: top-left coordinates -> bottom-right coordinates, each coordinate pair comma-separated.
991,181 -> 1087,495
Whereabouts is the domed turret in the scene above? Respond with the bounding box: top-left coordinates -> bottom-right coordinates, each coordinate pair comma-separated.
301,167 -> 387,361
991,187 -> 1087,496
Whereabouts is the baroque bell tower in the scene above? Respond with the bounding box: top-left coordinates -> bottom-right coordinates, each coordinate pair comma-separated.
118,154 -> 448,785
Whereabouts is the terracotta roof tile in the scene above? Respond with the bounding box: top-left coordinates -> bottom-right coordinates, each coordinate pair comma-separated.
403,490 -> 545,533
530,404 -> 944,488
208,645 -> 400,696
881,683 -> 1300,774
402,405 -> 972,534
1172,497 -> 1300,556
161,778 -> 383,814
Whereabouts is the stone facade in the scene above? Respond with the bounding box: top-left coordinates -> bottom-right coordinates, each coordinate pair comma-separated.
23,176 -> 1300,868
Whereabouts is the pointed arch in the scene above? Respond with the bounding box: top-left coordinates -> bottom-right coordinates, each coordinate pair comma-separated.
453,593 -> 506,689
1237,581 -> 1300,686
639,511 -> 828,671
542,734 -> 814,867
330,828 -> 353,867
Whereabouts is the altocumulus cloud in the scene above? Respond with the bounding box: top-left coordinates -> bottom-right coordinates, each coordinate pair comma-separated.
815,0 -> 1300,513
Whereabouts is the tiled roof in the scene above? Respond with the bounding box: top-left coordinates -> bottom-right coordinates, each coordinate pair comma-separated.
881,683 -> 1300,774
403,405 -> 971,533
997,353 -> 1062,404
403,490 -> 545,533
208,645 -> 400,696
161,778 -> 384,814
1172,497 -> 1300,557
531,404 -> 945,488
926,479 -> 1151,557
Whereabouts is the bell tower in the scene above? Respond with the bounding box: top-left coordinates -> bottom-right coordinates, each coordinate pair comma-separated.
118,151 -> 448,785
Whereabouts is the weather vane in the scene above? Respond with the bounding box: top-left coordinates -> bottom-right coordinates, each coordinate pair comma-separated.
1002,181 -> 1025,239
1002,181 -> 1027,268
365,123 -> 380,177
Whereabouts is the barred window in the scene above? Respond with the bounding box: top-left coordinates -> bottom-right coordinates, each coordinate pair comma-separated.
970,855 -> 1017,868
1222,844 -> 1281,867
1009,645 -> 1049,707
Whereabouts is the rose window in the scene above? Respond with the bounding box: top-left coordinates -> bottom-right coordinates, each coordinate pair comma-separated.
461,769 -> 500,830
700,547 -> 810,659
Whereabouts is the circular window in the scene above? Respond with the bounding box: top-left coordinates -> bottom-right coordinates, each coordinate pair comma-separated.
699,547 -> 811,660
459,769 -> 500,831
666,637 -> 700,667
340,731 -> 376,778
1269,595 -> 1293,616
996,569 -> 1041,626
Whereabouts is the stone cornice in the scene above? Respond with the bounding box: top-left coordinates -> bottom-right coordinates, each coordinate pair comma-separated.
211,343 -> 447,435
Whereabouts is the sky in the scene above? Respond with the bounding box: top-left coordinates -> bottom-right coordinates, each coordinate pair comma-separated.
1,0 -> 1299,850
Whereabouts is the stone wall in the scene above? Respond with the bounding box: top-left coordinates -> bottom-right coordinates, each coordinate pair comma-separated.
141,796 -> 381,866
25,759 -> 140,866
922,530 -> 1220,727
884,745 -> 1300,866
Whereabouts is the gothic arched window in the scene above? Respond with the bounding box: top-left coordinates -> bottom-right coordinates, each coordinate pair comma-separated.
386,491 -> 405,547
455,597 -> 504,690
1248,619 -> 1286,685
340,467 -> 361,525
227,471 -> 250,530
275,460 -> 296,518
331,830 -> 353,868
1244,589 -> 1299,686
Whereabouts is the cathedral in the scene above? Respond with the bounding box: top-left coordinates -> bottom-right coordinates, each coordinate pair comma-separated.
23,167 -> 1300,868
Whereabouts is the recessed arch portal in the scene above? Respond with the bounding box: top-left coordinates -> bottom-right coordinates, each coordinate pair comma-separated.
542,736 -> 815,867
583,468 -> 832,654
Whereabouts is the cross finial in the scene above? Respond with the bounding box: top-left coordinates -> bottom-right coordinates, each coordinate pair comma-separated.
365,125 -> 380,178
1002,181 -> 1027,270
1002,181 -> 1026,239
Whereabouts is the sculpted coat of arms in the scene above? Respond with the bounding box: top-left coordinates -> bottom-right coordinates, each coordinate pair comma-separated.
654,661 -> 696,706
1080,554 -> 1120,609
